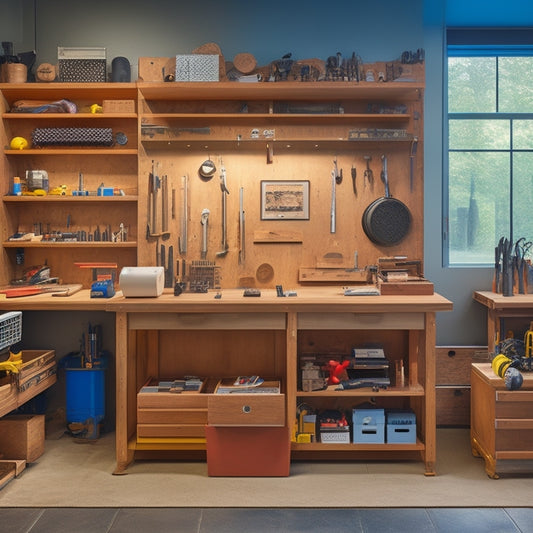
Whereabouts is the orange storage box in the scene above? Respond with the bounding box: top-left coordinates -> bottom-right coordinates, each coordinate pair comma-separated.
205,426 -> 290,477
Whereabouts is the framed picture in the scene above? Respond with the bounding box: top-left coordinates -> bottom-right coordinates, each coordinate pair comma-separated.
260,180 -> 310,220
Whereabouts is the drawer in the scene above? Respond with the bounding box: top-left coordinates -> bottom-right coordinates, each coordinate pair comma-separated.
495,390 -> 533,418
208,394 -> 285,427
137,423 -> 206,438
436,346 -> 488,385
436,386 -> 470,426
495,425 -> 533,451
137,407 -> 207,425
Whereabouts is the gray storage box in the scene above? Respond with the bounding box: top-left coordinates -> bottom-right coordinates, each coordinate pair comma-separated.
58,47 -> 106,82
175,54 -> 219,82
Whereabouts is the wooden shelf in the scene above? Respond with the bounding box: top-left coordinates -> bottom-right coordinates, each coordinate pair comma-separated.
3,195 -> 137,203
292,439 -> 425,452
3,113 -> 137,119
138,81 -> 424,101
4,149 -> 137,155
296,384 -> 425,398
3,241 -> 137,248
141,113 -> 410,121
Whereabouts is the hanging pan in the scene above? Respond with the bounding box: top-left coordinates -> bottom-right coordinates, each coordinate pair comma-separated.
362,155 -> 411,246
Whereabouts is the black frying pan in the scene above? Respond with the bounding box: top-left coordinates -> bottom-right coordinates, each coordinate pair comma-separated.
362,155 -> 411,246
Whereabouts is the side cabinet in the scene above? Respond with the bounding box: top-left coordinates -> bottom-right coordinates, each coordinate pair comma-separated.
471,362 -> 533,478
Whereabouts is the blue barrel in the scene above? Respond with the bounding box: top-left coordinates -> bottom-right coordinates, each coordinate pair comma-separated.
65,362 -> 106,440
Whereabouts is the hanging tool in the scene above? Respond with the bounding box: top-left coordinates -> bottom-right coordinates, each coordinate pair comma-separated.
161,174 -> 169,239
216,160 -> 230,258
200,208 -> 210,259
146,160 -> 170,239
333,157 -> 343,184
409,137 -> 418,192
239,187 -> 246,265
179,174 -> 188,255
351,165 -> 357,196
330,168 -> 336,234
364,155 -> 373,187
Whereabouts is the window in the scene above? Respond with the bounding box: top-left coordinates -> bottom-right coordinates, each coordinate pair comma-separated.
445,30 -> 533,266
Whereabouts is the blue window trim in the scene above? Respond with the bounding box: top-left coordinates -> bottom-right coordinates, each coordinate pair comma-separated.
445,28 -> 533,267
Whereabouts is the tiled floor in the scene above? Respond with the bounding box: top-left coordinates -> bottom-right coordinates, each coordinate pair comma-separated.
1,507 -> 533,532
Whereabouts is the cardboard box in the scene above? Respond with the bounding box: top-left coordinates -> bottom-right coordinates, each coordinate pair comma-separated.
352,408 -> 385,444
206,426 -> 290,476
0,414 -> 45,462
386,410 -> 416,443
102,100 -> 135,114
58,47 -> 106,82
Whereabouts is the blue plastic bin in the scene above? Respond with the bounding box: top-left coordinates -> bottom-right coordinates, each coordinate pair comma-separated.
64,355 -> 107,439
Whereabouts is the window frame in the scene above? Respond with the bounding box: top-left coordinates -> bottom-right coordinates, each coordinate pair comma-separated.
444,28 -> 533,267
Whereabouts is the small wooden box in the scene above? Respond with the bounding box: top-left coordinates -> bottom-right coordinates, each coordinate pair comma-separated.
102,99 -> 135,113
0,414 -> 45,462
208,380 -> 285,427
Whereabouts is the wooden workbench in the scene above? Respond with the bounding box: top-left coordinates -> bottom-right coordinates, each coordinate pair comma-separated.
107,287 -> 452,475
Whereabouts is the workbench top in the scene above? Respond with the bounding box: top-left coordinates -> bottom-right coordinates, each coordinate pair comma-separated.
0,287 -> 453,314
473,290 -> 533,311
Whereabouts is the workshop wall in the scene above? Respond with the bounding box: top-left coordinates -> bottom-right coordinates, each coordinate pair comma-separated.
9,1 -> 528,347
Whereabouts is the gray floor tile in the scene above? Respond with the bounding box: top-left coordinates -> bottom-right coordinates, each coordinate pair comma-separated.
427,508 -> 520,533
505,508 -> 533,533
26,508 -> 119,533
110,508 -> 202,533
359,508 -> 436,533
200,508 -> 363,532
0,508 -> 44,533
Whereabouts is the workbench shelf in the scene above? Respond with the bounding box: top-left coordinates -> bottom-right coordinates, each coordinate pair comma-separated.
0,82 -> 139,287
3,241 -> 137,248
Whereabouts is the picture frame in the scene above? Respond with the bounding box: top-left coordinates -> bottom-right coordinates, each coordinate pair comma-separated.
260,180 -> 310,220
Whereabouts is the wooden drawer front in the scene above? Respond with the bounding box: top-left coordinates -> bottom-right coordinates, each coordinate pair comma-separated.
436,386 -> 470,426
137,423 -> 206,438
137,393 -> 208,409
495,391 -> 533,418
298,312 -> 423,331
208,394 -> 285,427
436,346 -> 488,385
137,408 -> 207,425
495,426 -> 533,451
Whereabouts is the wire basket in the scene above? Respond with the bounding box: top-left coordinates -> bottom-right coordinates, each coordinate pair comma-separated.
0,311 -> 22,352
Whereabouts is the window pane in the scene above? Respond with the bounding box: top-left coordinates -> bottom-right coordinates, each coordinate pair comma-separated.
513,120 -> 533,149
499,57 -> 533,112
448,151 -> 510,264
449,119 -> 509,150
448,57 -> 496,113
512,153 -> 533,239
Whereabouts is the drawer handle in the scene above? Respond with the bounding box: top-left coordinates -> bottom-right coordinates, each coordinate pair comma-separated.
242,405 -> 252,414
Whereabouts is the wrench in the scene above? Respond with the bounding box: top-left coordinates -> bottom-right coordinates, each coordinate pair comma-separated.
200,208 -> 210,259
216,161 -> 229,257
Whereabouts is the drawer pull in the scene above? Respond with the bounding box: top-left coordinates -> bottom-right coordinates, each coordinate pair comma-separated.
242,405 -> 252,414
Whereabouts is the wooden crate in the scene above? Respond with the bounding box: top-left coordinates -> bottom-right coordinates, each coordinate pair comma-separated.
435,346 -> 488,427
0,350 -> 57,418
0,414 -> 45,462
137,379 -> 208,439
102,99 -> 135,113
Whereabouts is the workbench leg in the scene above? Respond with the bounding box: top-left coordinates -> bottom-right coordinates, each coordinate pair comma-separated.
114,311 -> 133,474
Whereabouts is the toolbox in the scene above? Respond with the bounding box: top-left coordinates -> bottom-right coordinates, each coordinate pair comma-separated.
386,410 -> 416,443
352,408 -> 385,444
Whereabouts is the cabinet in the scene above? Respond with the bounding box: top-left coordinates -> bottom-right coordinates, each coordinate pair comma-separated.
471,362 -> 533,478
108,288 -> 452,476
0,83 -> 139,287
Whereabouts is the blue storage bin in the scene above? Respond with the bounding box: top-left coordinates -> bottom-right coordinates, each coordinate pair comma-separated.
64,354 -> 107,439
386,410 -> 416,444
352,408 -> 385,444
